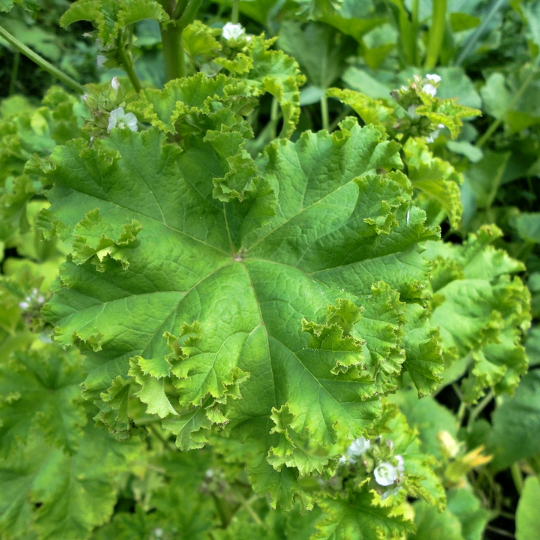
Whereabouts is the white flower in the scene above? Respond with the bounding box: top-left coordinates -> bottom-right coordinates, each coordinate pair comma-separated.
438,123 -> 445,129
82,94 -> 88,102
422,83 -> 437,96
395,455 -> 405,472
346,436 -> 371,462
222,22 -> 245,40
111,77 -> 120,91
426,73 -> 442,83
153,529 -> 164,538
97,54 -> 107,68
19,301 -> 29,310
374,462 -> 398,486
107,108 -> 138,132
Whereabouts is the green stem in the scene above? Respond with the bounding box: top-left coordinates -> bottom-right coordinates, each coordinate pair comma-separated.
0,25 -> 84,94
510,463 -> 524,495
118,37 -> 142,92
177,0 -> 204,29
477,59 -> 540,148
321,95 -> 329,131
211,493 -> 233,528
231,0 -> 240,23
172,0 -> 190,19
147,423 -> 177,452
269,96 -> 280,140
424,0 -> 447,69
231,487 -> 263,526
468,390 -> 494,428
9,50 -> 20,95
160,23 -> 186,80
328,106 -> 352,132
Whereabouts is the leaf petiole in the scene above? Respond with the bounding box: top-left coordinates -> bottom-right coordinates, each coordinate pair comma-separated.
0,25 -> 85,94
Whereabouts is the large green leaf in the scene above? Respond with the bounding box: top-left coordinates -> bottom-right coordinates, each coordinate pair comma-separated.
37,74 -> 441,506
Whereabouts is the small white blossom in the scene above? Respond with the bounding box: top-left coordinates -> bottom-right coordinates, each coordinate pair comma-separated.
346,436 -> 371,462
395,455 -> 405,472
19,289 -> 45,311
374,462 -> 398,486
111,77 -> 120,91
82,94 -> 88,102
19,301 -> 29,310
153,529 -> 164,538
107,108 -> 138,132
222,22 -> 245,40
426,73 -> 442,83
205,468 -> 214,478
422,83 -> 437,96
97,54 -> 107,68
438,123 -> 445,129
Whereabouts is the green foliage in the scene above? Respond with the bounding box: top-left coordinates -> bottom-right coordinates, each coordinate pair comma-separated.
0,2 -> 538,540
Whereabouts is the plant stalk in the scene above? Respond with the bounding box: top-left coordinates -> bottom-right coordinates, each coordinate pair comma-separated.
160,23 -> 186,80
510,463 -> 524,495
321,95 -> 329,131
424,0 -> 447,69
118,37 -> 142,92
231,0 -> 240,23
0,25 -> 84,94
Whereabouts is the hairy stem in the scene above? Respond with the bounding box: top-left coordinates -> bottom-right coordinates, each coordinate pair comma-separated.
0,25 -> 84,94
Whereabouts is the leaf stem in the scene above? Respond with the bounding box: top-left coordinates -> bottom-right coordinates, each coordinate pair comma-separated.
147,422 -> 177,452
118,36 -> 142,92
476,59 -> 540,148
510,462 -> 524,495
321,95 -> 329,131
424,0 -> 447,69
231,0 -> 240,23
173,0 -> 190,19
467,390 -> 494,427
0,25 -> 85,94
9,50 -> 20,95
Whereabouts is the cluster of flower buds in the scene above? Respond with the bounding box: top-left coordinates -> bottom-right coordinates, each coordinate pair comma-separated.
338,436 -> 406,500
19,288 -> 45,311
390,74 -> 445,143
221,22 -> 252,47
81,78 -> 138,139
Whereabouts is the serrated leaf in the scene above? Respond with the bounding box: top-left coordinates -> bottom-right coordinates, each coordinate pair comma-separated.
0,428 -> 135,540
0,345 -> 86,456
40,102 -> 442,508
314,488 -> 414,540
404,138 -> 463,229
60,0 -> 169,45
425,226 -> 531,402
416,95 -> 481,139
327,87 -> 396,127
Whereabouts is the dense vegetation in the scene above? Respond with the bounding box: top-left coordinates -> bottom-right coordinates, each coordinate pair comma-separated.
0,1 -> 539,539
